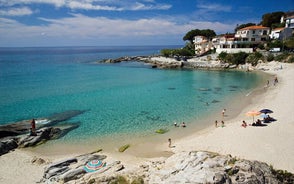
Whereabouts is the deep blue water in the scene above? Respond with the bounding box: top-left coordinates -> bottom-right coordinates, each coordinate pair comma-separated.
0,46 -> 263,143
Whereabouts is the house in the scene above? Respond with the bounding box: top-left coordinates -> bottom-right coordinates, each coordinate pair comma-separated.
212,34 -> 253,53
284,15 -> 294,29
193,36 -> 213,55
235,25 -> 270,44
270,27 -> 293,40
212,34 -> 235,49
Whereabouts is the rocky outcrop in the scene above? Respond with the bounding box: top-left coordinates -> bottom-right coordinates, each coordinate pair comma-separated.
140,151 -> 282,184
41,151 -> 123,183
0,124 -> 79,156
0,110 -> 86,138
61,150 -> 293,184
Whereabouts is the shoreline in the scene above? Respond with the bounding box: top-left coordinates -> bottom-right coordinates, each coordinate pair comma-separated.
173,61 -> 294,172
0,61 -> 293,183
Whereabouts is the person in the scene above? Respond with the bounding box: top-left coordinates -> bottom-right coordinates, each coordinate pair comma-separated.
242,120 -> 247,128
168,138 -> 172,148
181,122 -> 186,128
222,109 -> 226,118
174,122 -> 178,127
256,119 -> 262,126
30,119 -> 37,136
274,76 -> 278,86
215,120 -> 218,127
221,121 -> 225,127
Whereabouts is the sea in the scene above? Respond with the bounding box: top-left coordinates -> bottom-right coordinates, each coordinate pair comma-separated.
0,46 -> 266,149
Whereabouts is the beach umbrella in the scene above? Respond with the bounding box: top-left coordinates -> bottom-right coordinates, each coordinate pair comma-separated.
84,160 -> 105,173
259,109 -> 273,114
246,110 -> 261,123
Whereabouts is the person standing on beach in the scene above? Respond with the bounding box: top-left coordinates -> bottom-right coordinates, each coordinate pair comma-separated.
222,109 -> 226,118
221,121 -> 225,127
168,138 -> 172,148
215,120 -> 218,127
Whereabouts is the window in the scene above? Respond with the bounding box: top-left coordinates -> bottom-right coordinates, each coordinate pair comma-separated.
251,38 -> 255,41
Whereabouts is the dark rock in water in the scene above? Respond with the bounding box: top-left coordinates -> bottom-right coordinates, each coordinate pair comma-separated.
229,85 -> 239,89
0,120 -> 31,138
199,88 -> 211,91
0,110 -> 85,139
18,124 -> 79,148
211,100 -> 220,103
0,123 -> 79,155
45,110 -> 86,127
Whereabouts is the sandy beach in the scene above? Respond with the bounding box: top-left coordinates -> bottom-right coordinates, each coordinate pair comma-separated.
0,61 -> 293,183
173,61 -> 294,172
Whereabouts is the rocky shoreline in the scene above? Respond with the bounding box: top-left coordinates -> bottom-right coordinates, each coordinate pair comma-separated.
97,55 -> 231,70
32,150 -> 293,183
0,110 -> 85,156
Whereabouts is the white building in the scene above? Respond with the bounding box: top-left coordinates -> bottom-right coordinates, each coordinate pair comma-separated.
235,25 -> 270,43
285,15 -> 294,29
270,27 -> 293,40
193,36 -> 213,55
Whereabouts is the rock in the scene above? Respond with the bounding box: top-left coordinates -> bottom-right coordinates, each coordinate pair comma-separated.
45,158 -> 77,173
60,167 -> 86,182
0,110 -> 86,139
0,138 -> 18,155
146,151 -> 281,184
31,156 -> 47,165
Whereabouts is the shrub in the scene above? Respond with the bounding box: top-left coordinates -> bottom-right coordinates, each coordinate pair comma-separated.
275,52 -> 290,62
288,56 -> 294,63
231,52 -> 248,65
267,53 -> 275,61
218,52 -> 228,62
246,52 -> 263,66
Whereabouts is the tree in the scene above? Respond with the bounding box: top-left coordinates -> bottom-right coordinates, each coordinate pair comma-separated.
183,29 -> 216,44
183,29 -> 201,44
261,11 -> 285,28
235,23 -> 256,32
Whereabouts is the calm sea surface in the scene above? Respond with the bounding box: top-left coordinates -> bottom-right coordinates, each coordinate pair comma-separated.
0,46 -> 264,144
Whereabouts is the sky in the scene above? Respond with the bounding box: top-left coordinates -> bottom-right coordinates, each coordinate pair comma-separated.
0,0 -> 293,47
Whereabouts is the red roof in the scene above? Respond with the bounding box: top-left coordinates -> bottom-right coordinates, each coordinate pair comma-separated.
239,25 -> 270,31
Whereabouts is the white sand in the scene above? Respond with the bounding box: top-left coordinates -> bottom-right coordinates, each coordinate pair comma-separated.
0,62 -> 293,183
173,62 -> 294,172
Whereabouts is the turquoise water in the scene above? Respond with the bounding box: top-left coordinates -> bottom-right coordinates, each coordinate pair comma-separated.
0,46 -> 263,143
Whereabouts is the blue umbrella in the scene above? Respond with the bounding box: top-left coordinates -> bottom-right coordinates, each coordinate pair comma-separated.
259,109 -> 273,114
84,160 -> 106,173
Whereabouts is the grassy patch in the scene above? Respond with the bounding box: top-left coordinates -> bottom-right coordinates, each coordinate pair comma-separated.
119,144 -> 130,152
155,128 -> 169,134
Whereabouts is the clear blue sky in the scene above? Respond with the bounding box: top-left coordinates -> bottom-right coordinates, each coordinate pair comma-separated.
0,0 -> 293,47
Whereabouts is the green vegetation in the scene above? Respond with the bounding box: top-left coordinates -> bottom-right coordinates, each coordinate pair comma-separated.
261,11 -> 285,28
267,53 -> 275,62
218,52 -> 249,65
235,23 -> 256,32
246,52 -> 264,66
118,144 -> 130,152
183,29 -> 216,44
270,165 -> 294,184
227,157 -> 238,165
155,128 -> 169,134
109,176 -> 144,184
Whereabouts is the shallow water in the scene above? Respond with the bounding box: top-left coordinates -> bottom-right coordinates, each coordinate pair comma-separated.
0,46 -> 265,148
